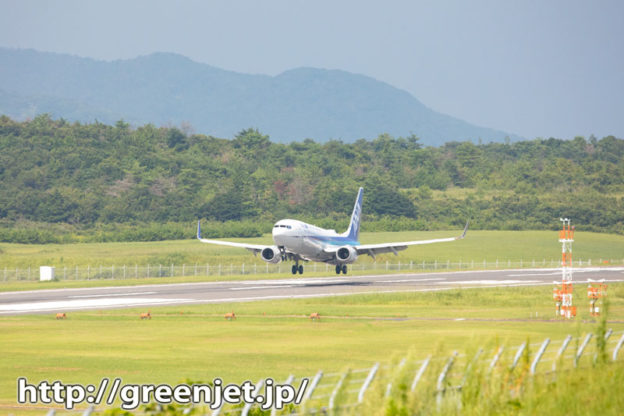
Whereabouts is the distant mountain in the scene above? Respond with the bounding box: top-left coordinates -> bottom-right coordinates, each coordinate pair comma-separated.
0,48 -> 520,145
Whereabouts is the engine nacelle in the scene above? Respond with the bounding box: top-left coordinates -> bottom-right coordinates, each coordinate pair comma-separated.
261,246 -> 282,264
336,246 -> 358,263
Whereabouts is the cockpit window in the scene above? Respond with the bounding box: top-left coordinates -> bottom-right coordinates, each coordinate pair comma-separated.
274,224 -> 292,229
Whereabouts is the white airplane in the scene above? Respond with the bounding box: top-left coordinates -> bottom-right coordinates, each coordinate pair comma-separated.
197,187 -> 468,275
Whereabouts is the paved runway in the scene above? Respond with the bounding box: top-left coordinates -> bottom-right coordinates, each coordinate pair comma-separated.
1,267 -> 623,315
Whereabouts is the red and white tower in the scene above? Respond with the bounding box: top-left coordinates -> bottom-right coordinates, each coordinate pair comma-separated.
554,218 -> 576,318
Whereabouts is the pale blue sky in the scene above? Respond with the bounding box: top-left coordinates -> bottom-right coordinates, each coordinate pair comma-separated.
1,0 -> 622,140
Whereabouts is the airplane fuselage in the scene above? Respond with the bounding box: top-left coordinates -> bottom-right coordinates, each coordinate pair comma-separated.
198,187 -> 467,275
272,219 -> 359,263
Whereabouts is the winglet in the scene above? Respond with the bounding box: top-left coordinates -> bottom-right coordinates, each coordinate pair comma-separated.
456,220 -> 470,240
197,220 -> 202,240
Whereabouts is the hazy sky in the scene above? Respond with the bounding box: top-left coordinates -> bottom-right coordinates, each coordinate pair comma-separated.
1,0 -> 622,140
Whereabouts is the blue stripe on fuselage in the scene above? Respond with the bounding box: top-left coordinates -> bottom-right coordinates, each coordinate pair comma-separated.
308,236 -> 359,246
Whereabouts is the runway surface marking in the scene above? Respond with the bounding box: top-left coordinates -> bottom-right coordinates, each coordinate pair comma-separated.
1,268 -> 622,315
229,285 -> 294,291
440,280 -> 541,285
69,291 -> 158,298
0,297 -> 190,313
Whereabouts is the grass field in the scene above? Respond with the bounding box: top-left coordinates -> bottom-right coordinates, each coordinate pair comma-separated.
1,230 -> 623,269
0,229 -> 622,292
1,283 -> 624,414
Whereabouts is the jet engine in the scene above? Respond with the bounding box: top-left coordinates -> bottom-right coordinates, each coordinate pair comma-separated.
261,246 -> 282,264
336,246 -> 358,263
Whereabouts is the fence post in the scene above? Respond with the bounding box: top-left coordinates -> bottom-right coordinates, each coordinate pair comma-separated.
530,338 -> 550,375
461,349 -> 483,387
510,342 -> 527,371
575,333 -> 593,367
489,346 -> 504,371
241,379 -> 264,416
182,264 -> 185,277
595,329 -> 614,362
385,358 -> 407,397
123,265 -> 126,279
304,371 -> 323,402
329,372 -> 348,411
552,335 -> 572,371
358,363 -> 379,403
411,356 -> 431,391
270,375 -> 295,416
613,333 -> 624,361
437,352 -> 457,407
171,263 -> 174,277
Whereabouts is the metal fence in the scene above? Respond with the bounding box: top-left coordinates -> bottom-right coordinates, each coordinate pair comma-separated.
39,330 -> 624,415
2,258 -> 624,282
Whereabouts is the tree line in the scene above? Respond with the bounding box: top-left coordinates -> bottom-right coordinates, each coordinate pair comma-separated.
0,114 -> 622,243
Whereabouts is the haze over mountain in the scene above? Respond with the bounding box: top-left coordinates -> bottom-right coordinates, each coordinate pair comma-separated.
0,48 -> 519,145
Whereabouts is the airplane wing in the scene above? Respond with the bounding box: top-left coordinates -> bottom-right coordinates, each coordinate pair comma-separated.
355,221 -> 469,259
196,221 -> 266,255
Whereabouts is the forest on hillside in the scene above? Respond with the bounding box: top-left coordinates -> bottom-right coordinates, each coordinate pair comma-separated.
0,114 -> 623,243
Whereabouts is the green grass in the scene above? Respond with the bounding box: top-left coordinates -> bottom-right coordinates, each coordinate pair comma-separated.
0,229 -> 622,292
0,229 -> 622,269
1,284 -> 623,414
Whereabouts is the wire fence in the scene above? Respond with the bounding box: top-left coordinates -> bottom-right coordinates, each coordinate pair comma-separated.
37,330 -> 624,415
2,258 -> 624,282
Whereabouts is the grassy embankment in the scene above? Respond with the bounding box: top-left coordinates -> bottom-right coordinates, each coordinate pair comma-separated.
1,284 -> 623,414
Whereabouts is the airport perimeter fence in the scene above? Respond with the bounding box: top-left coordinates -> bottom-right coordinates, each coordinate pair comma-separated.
2,257 -> 624,282
39,330 -> 624,415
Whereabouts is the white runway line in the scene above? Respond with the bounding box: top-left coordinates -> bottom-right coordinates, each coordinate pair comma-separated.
229,285 -> 294,291
69,291 -> 157,298
0,297 -> 189,313
440,280 -> 541,285
507,272 -> 560,277
384,278 -> 445,283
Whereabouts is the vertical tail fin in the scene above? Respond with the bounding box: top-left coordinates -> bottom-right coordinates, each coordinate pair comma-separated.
344,187 -> 363,242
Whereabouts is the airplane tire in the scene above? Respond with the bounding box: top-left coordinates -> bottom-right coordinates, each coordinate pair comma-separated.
291,265 -> 297,274
342,265 -> 347,274
335,265 -> 341,274
298,265 -> 304,274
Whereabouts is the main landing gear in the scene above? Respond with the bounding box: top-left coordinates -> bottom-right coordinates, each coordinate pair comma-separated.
291,263 -> 304,275
335,264 -> 347,274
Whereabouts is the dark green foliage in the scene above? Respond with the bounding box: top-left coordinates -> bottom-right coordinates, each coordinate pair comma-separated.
0,115 -> 622,243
